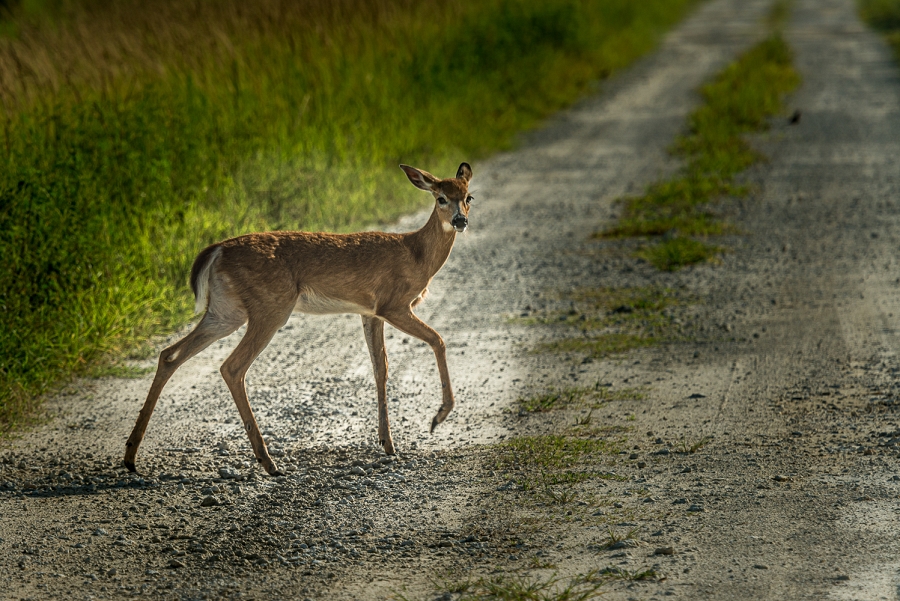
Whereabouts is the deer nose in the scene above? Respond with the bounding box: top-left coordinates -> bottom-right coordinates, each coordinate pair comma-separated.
451,215 -> 467,231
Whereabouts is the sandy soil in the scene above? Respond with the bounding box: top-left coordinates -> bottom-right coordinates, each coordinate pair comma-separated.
3,0 -> 900,599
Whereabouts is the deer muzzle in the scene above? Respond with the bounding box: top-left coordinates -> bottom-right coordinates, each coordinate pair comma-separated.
451,214 -> 468,232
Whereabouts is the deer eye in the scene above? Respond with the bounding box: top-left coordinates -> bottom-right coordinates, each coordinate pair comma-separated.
437,196 -> 449,205
466,195 -> 474,204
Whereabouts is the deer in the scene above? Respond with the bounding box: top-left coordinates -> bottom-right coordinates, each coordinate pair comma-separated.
123,163 -> 474,476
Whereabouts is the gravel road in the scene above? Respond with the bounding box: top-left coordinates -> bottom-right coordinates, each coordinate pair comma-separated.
3,0 -> 900,599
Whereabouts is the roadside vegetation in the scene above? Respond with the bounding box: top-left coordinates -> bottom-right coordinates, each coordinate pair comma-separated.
0,0 -> 703,431
517,384 -> 643,414
596,7 -> 800,270
859,0 -> 900,57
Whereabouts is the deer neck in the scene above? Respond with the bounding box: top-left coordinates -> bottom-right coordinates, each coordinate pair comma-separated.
408,207 -> 457,277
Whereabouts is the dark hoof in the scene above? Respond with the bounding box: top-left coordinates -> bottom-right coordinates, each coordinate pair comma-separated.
430,416 -> 439,433
123,459 -> 136,473
269,470 -> 285,477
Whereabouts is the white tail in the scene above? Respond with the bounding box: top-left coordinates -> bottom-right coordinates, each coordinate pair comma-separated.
191,245 -> 221,314
124,162 -> 475,476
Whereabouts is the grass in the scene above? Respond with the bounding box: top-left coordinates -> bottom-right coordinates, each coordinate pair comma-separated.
495,434 -> 625,500
636,237 -> 724,271
596,22 -> 800,269
432,573 -> 604,601
517,383 -> 644,413
521,286 -> 691,358
431,567 -> 660,600
0,0 -> 704,431
859,0 -> 900,58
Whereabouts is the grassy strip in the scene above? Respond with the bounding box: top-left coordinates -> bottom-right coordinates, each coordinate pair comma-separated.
0,0 -> 703,430
518,286 -> 692,358
596,24 -> 800,269
859,0 -> 900,57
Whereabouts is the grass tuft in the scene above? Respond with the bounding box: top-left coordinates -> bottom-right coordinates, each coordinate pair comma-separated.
517,383 -> 644,413
436,572 -> 605,601
636,237 -> 723,271
860,0 -> 900,59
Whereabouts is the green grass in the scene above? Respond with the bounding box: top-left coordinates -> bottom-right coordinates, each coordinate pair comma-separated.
495,434 -> 625,498
517,383 -> 644,413
0,0 -> 703,431
521,286 -> 691,358
860,0 -> 900,58
636,237 -> 724,271
596,29 -> 800,269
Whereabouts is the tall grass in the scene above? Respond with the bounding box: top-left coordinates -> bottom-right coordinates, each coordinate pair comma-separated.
0,0 -> 700,430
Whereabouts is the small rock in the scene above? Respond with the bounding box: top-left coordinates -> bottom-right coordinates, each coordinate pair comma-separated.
836,575 -> 850,581
92,528 -> 108,536
680,466 -> 692,474
350,466 -> 366,476
200,495 -> 220,507
218,467 -> 241,480
687,504 -> 704,512
106,568 -> 117,577
637,462 -> 647,469
753,564 -> 769,570
654,448 -> 670,456
629,453 -> 639,460
168,559 -> 185,569
673,498 -> 687,505
654,547 -> 675,556
773,475 -> 793,482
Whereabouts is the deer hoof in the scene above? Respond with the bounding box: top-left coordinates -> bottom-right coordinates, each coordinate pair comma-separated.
123,459 -> 137,473
430,416 -> 440,433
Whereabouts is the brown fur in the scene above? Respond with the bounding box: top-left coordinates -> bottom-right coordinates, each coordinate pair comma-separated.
124,163 -> 474,476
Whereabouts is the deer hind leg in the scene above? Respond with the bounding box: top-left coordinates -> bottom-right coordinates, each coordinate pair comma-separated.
382,309 -> 454,433
124,312 -> 243,472
362,316 -> 394,455
219,310 -> 292,476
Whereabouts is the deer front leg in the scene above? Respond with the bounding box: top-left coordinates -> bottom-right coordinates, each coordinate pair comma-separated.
362,316 -> 395,454
381,309 -> 454,433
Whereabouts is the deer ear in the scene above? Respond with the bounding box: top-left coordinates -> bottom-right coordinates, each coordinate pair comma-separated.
456,162 -> 472,182
400,165 -> 438,191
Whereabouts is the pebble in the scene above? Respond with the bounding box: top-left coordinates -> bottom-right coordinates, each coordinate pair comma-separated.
168,559 -> 185,569
200,495 -> 221,507
654,547 -> 675,556
687,504 -> 704,512
773,475 -> 793,482
218,467 -> 241,479
753,564 -> 769,570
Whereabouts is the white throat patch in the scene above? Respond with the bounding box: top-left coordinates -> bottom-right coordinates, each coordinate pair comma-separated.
442,221 -> 454,232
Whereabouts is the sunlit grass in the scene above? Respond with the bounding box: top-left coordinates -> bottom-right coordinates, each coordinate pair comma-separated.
0,0 -> 702,430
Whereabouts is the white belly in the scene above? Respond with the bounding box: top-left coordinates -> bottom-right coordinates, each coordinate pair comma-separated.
294,292 -> 373,316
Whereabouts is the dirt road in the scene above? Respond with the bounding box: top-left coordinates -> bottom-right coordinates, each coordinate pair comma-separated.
3,0 -> 900,599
